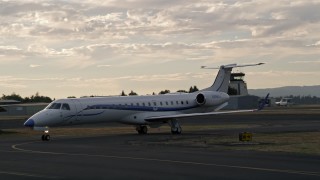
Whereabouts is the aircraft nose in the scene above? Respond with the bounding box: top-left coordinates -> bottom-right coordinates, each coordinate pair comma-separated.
24,119 -> 35,127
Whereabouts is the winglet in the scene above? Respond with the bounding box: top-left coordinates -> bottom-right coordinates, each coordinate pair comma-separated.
257,93 -> 270,111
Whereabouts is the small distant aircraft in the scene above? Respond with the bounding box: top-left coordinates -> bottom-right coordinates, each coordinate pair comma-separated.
275,98 -> 293,106
24,63 -> 267,141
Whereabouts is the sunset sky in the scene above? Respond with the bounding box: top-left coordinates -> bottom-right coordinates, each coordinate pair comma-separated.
1,0 -> 319,99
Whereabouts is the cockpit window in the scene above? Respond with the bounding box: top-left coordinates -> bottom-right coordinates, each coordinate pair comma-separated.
62,103 -> 70,110
47,103 -> 61,109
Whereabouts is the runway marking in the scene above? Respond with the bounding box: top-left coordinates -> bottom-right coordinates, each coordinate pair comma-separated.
0,170 -> 58,179
12,141 -> 320,177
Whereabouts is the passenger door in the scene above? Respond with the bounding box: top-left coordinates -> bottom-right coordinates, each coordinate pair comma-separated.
68,99 -> 84,124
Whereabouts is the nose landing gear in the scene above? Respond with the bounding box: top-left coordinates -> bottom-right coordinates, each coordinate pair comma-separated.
41,130 -> 50,141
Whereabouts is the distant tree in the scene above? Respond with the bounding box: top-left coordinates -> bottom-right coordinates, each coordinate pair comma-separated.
67,96 -> 76,98
128,90 -> 138,96
1,92 -> 52,103
28,92 -> 52,103
177,90 -> 188,93
152,92 -> 156,95
159,90 -> 170,95
1,93 -> 24,102
120,90 -> 127,96
189,86 -> 199,93
193,86 -> 199,92
24,97 -> 31,103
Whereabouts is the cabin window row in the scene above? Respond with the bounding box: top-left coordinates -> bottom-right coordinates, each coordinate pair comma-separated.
132,100 -> 189,106
88,100 -> 190,109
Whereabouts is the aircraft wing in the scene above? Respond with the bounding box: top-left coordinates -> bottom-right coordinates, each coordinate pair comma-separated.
145,109 -> 255,122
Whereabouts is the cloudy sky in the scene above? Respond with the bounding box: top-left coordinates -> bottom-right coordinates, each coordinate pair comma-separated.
1,0 -> 320,99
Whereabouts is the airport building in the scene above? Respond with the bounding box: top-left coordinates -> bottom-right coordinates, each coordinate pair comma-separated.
0,100 -> 21,105
225,72 -> 263,110
0,103 -> 48,116
229,72 -> 249,96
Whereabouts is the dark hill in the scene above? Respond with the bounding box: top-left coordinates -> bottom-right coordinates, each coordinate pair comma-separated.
248,85 -> 320,97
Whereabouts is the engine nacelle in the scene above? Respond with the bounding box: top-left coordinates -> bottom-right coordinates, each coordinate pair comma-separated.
195,91 -> 229,106
196,93 -> 206,105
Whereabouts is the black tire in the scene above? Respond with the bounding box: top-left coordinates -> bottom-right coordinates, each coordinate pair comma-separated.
171,128 -> 182,135
45,135 -> 50,141
41,135 -> 45,141
141,126 -> 148,134
177,129 -> 182,134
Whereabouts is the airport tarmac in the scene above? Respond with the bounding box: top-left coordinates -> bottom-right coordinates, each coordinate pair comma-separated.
0,106 -> 320,179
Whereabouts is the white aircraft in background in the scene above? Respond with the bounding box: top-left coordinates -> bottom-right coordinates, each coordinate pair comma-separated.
24,63 -> 268,141
275,98 -> 293,106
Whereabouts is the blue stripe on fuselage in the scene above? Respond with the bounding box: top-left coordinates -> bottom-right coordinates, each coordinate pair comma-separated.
85,104 -> 199,112
63,104 -> 199,119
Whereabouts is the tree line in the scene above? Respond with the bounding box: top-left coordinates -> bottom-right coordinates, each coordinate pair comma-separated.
2,88 -> 320,105
1,92 -> 52,103
120,86 -> 199,96
0,86 -> 199,103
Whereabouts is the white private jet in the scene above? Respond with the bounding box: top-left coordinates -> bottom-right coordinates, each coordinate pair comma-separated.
275,98 -> 293,106
24,63 -> 268,141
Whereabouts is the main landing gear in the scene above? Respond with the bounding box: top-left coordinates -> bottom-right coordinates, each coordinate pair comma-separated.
169,119 -> 182,134
136,125 -> 148,134
135,120 -> 182,135
41,130 -> 50,141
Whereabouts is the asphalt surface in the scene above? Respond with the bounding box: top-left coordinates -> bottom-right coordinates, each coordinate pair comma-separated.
0,106 -> 320,179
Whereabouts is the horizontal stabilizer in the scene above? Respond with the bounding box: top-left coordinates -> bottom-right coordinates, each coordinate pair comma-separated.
201,62 -> 265,69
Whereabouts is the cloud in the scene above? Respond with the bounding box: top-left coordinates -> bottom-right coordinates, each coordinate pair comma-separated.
1,0 -> 319,40
306,41 -> 320,47
29,64 -> 41,68
246,70 -> 320,77
1,0 -> 320,98
0,82 -> 27,89
0,45 -> 21,50
97,64 -> 111,68
27,44 -> 77,57
289,60 -> 320,64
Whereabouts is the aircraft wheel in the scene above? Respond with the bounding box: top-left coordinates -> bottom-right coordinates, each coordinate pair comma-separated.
136,126 -> 142,134
41,134 -> 50,141
45,134 -> 50,141
171,128 -> 182,135
136,126 -> 148,134
141,126 -> 148,134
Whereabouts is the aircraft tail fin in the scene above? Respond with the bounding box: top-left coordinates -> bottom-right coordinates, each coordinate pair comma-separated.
201,63 -> 265,93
